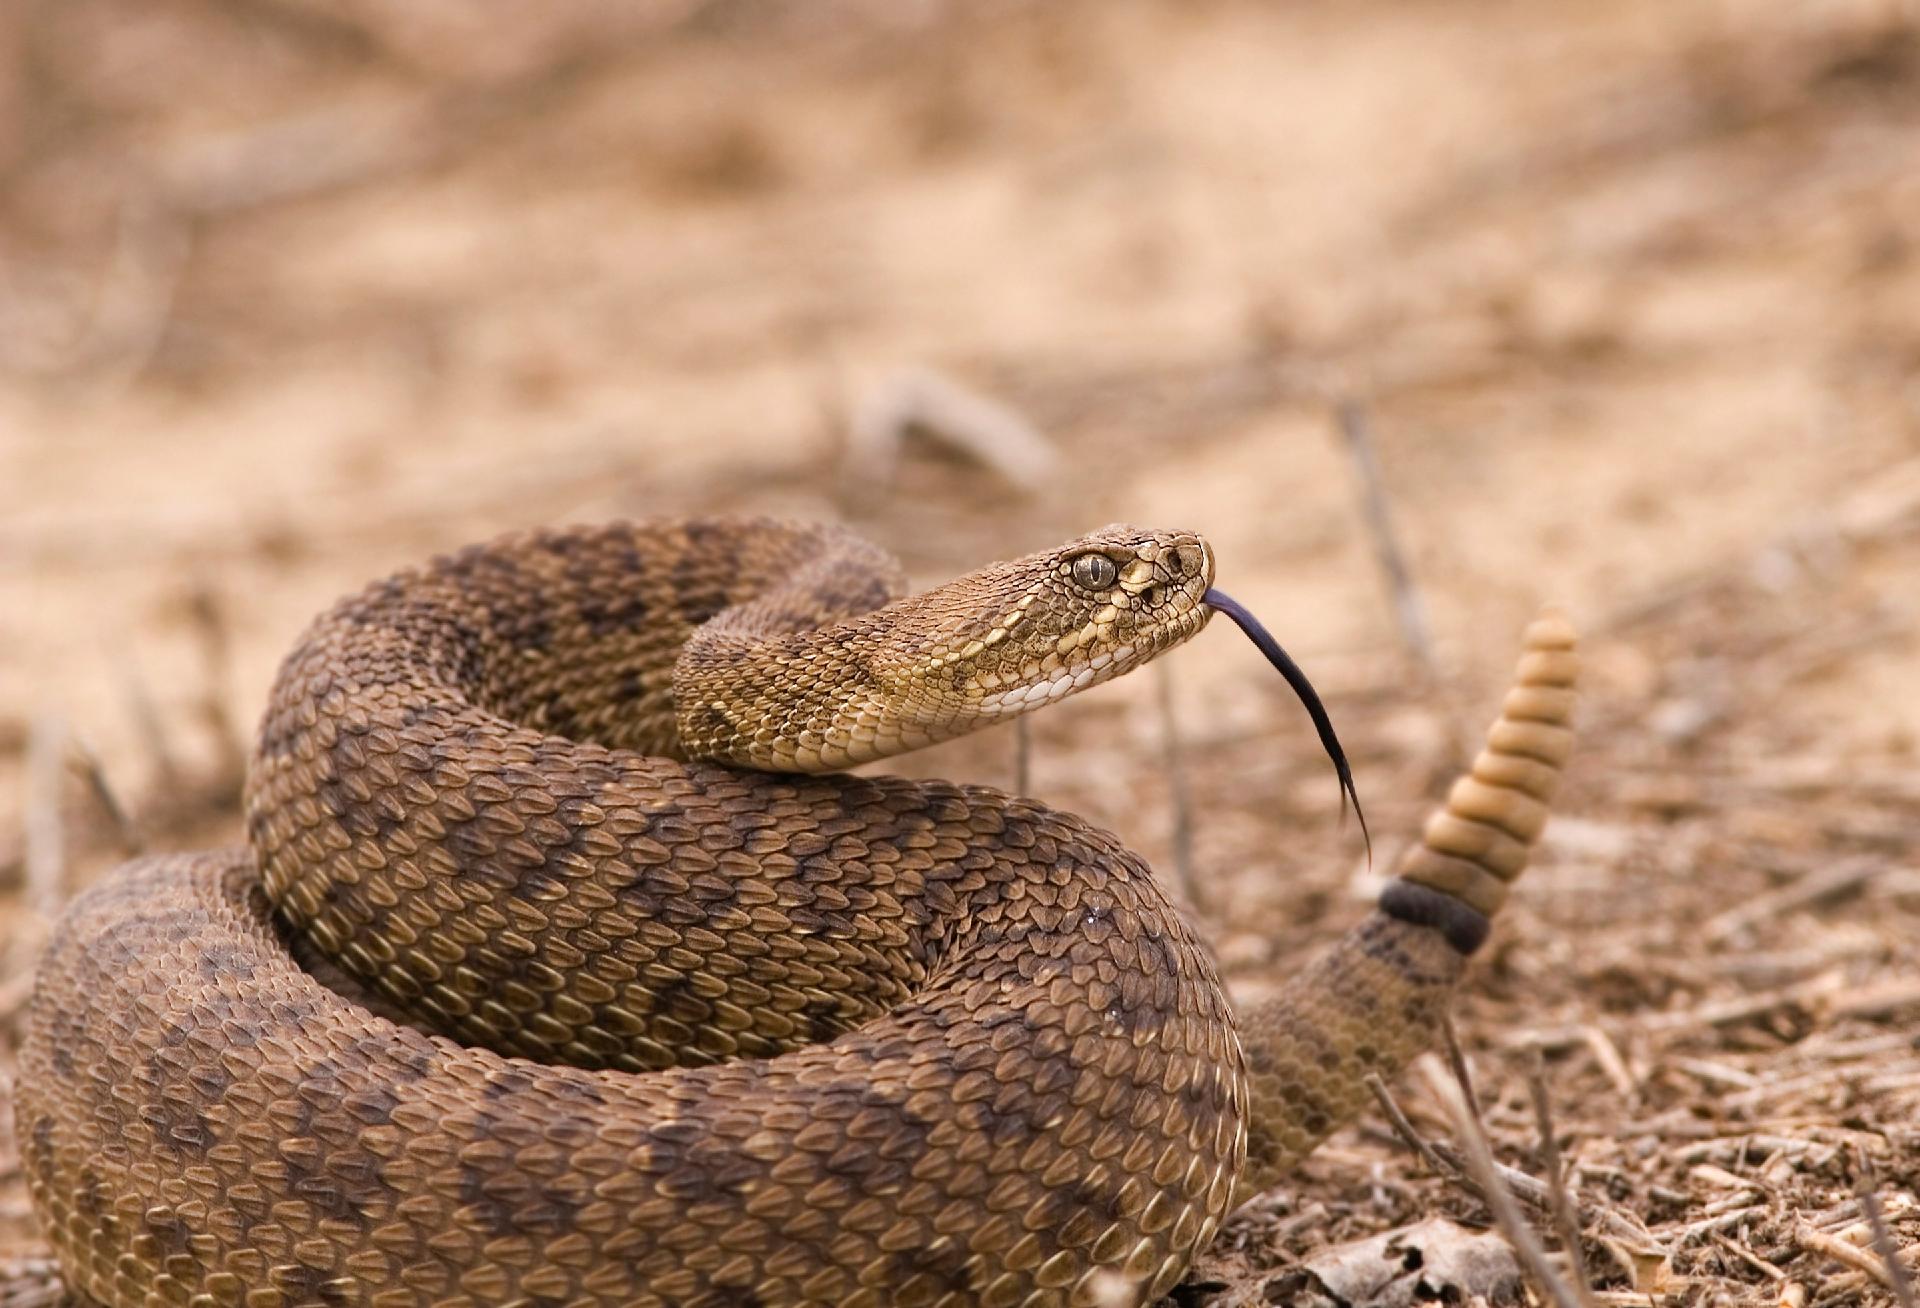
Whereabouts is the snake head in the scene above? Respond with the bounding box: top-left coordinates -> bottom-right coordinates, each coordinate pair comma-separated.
912,523 -> 1217,721
677,523 -> 1219,772
1040,521 -> 1217,650
964,526 -> 1367,852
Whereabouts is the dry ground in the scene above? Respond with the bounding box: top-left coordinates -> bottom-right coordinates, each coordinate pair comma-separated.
1,0 -> 1917,1303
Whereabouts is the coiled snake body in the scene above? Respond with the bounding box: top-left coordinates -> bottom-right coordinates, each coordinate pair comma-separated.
14,520 -> 1578,1308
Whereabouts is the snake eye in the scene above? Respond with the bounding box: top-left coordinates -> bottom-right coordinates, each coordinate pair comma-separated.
1070,553 -> 1118,591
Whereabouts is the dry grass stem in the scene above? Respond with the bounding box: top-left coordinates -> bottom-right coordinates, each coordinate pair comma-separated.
23,715 -> 67,921
1855,1166 -> 1918,1308
186,582 -> 247,789
1416,1055 -> 1587,1308
1366,1073 -> 1458,1182
1581,1026 -> 1639,1098
846,368 -> 1059,495
1154,661 -> 1204,918
1703,859 -> 1881,943
1504,973 -> 1868,1051
66,735 -> 143,857
1710,1232 -> 1784,1282
1795,1222 -> 1902,1289
1530,1059 -> 1596,1301
156,98 -> 448,217
0,971 -> 36,1028
119,660 -> 185,796
1332,400 -> 1436,678
1366,1073 -> 1652,1252
1440,1014 -> 1483,1128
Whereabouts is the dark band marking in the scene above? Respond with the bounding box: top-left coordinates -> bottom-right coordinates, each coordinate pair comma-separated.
1379,879 -> 1491,955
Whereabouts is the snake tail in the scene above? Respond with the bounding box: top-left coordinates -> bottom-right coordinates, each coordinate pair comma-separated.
1235,611 -> 1578,1193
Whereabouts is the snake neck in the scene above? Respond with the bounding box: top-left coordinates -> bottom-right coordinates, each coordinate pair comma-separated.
673,618 -> 907,773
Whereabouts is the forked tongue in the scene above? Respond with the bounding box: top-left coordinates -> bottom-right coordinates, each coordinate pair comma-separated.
1204,588 -> 1371,861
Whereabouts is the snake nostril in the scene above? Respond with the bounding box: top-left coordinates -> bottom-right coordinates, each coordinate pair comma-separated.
1175,544 -> 1205,579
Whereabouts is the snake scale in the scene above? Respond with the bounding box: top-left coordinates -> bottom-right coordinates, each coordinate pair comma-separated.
11,519 -> 1578,1308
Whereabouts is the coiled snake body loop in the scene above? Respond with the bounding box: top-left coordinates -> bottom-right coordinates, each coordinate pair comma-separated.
16,519 -> 1578,1308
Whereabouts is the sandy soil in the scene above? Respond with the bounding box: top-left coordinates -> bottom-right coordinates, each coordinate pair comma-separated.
2,1 -> 1917,1302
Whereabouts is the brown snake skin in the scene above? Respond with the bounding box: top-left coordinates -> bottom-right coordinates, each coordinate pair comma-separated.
13,519 -> 1578,1308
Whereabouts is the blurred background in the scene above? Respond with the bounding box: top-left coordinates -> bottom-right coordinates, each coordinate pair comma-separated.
2,0 -> 1917,1302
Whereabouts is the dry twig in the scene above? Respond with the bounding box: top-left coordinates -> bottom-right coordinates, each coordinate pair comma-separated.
1704,858 -> 1880,943
845,367 -> 1059,495
186,581 -> 247,790
24,715 -> 67,920
1795,1223 -> 1902,1288
1333,400 -> 1436,677
1417,1055 -> 1587,1308
67,734 -> 144,857
121,659 -> 185,796
1365,1073 -> 1650,1251
1367,1073 -> 1458,1182
1154,661 -> 1205,917
1441,1015 -> 1483,1127
1711,1232 -> 1785,1282
1855,1159 -> 1918,1308
1530,1059 -> 1596,1301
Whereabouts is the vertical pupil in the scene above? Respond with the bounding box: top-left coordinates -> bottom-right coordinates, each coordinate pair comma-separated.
1075,556 -> 1111,587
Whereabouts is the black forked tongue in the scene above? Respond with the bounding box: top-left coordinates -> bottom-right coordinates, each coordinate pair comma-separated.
1204,588 -> 1371,862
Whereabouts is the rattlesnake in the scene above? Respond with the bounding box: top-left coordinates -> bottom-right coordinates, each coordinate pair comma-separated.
13,519 -> 1577,1308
